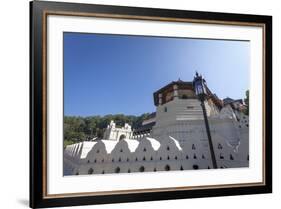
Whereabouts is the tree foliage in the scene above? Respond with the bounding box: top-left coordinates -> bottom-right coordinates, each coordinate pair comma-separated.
63,113 -> 151,145
244,90 -> 249,115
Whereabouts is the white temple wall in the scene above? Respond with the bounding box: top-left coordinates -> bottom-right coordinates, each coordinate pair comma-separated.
64,99 -> 249,175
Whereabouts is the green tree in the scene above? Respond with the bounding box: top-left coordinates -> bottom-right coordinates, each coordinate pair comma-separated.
63,113 -> 152,144
244,90 -> 249,115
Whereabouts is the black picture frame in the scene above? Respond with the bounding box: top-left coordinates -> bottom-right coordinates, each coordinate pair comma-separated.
30,0 -> 272,208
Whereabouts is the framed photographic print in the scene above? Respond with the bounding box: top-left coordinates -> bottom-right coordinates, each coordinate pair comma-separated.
30,0 -> 272,208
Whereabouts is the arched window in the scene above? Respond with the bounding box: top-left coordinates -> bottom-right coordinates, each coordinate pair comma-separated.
112,158 -> 114,162
175,156 -> 178,160
150,156 -> 153,161
218,143 -> 223,149
143,156 -> 146,161
154,168 -> 157,172
193,154 -> 197,159
94,159 -> 97,163
167,156 -> 170,160
220,153 -> 224,159
115,167 -> 120,173
118,157 -> 121,162
88,168 -> 94,174
102,159 -> 104,163
143,148 -> 146,152
192,144 -> 196,150
87,160 -> 90,163
167,146 -> 170,151
165,165 -> 170,171
139,166 -> 145,172
128,169 -> 131,173
135,157 -> 138,161
230,154 -> 234,160
96,149 -> 100,153
160,157 -> 162,160
202,154 -> 205,159
193,164 -> 199,170
186,155 -> 189,159
102,170 -> 105,174
127,158 -> 129,162
119,135 -> 126,140
182,94 -> 188,99
180,165 -> 184,170
120,149 -> 123,152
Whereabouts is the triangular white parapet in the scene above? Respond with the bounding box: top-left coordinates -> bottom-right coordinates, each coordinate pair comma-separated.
146,137 -> 161,151
80,141 -> 97,159
101,140 -> 118,154
169,136 -> 183,151
123,139 -> 139,152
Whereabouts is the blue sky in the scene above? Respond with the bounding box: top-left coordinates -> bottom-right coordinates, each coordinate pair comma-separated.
64,32 -> 249,116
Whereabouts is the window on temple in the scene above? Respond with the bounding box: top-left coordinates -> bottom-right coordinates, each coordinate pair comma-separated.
143,148 -> 146,152
115,167 -> 120,173
192,144 -> 196,150
143,156 -> 146,161
87,160 -> 90,163
154,168 -> 157,172
120,149 -> 123,152
96,149 -> 99,153
135,157 -> 138,161
118,157 -> 121,162
182,94 -> 188,99
167,156 -> 170,160
167,146 -> 170,151
88,168 -> 94,174
94,159 -> 97,163
119,135 -> 126,140
127,158 -> 129,162
220,153 -> 224,159
139,166 -> 145,172
202,154 -> 205,159
160,157 -> 162,160
128,169 -> 131,173
150,156 -> 153,161
102,170 -> 105,174
218,143 -> 223,149
164,107 -> 167,112
180,165 -> 184,170
175,156 -> 178,160
186,155 -> 189,159
165,165 -> 170,171
230,154 -> 234,160
193,154 -> 197,159
193,165 -> 199,170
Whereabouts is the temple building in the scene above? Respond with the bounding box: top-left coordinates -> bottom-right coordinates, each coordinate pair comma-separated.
64,76 -> 249,175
